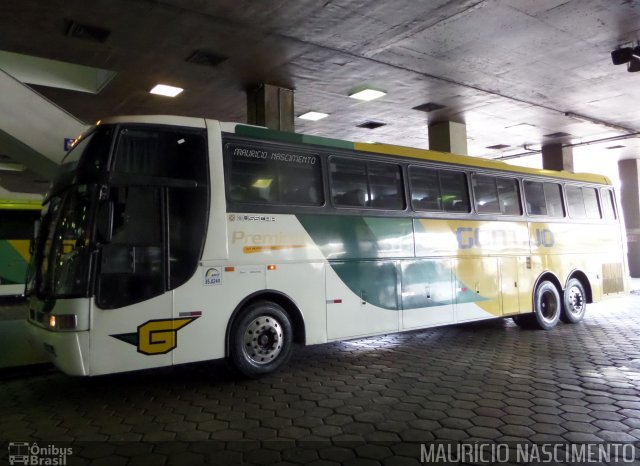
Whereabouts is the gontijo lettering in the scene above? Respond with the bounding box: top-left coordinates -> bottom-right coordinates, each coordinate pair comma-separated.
455,227 -> 528,249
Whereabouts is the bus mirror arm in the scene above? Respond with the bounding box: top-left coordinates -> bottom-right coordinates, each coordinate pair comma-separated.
96,201 -> 114,244
29,219 -> 41,255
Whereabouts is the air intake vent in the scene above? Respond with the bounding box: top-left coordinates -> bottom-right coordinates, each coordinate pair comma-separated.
544,131 -> 571,138
186,50 -> 228,67
65,20 -> 111,43
602,263 -> 624,294
412,102 -> 446,113
357,121 -> 386,129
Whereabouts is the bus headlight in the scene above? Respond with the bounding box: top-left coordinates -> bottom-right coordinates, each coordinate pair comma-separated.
49,314 -> 77,330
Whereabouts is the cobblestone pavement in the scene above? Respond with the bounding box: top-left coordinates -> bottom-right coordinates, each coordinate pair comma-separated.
1,295 -> 640,465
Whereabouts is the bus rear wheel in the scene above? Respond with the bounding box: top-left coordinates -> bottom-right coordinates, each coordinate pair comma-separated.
512,280 -> 561,330
561,278 -> 586,324
229,300 -> 293,378
532,280 -> 561,330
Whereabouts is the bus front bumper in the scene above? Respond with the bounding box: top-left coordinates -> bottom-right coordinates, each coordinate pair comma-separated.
27,322 -> 90,376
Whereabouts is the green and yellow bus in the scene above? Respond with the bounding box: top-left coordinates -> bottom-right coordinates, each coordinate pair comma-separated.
0,199 -> 41,297
26,116 -> 627,377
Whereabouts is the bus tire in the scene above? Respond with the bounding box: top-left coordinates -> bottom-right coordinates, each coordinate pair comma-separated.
229,300 -> 293,378
512,314 -> 536,329
561,278 -> 587,324
532,280 -> 561,330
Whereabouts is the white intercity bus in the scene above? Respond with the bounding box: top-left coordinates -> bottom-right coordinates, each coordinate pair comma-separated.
27,115 -> 627,377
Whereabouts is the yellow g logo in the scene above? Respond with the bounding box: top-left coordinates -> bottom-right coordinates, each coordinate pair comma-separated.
111,317 -> 199,355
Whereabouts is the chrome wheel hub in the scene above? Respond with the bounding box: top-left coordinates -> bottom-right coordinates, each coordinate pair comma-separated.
540,290 -> 558,322
243,315 -> 283,364
567,286 -> 584,315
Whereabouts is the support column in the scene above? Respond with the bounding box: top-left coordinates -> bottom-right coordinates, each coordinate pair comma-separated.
428,121 -> 468,155
542,143 -> 573,172
618,159 -> 640,277
247,83 -> 294,132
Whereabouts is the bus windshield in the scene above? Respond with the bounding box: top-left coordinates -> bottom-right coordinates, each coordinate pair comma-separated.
28,185 -> 95,298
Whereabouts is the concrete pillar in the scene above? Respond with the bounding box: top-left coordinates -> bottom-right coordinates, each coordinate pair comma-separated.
428,121 -> 468,155
542,143 -> 573,172
618,159 -> 640,277
247,83 -> 294,132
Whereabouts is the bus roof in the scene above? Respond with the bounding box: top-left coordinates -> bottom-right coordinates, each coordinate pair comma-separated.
232,124 -> 612,186
0,199 -> 42,210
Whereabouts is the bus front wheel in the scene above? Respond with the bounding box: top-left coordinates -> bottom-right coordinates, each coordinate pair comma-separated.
561,278 -> 586,324
229,300 -> 293,378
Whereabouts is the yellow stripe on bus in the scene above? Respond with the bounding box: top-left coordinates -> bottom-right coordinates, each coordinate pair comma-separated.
7,239 -> 31,262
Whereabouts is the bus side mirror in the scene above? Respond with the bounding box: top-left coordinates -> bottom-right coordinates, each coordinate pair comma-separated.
29,218 -> 41,255
96,201 -> 114,243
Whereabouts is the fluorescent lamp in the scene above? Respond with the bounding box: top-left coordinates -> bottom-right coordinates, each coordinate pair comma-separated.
150,84 -> 183,97
349,89 -> 386,101
298,111 -> 328,121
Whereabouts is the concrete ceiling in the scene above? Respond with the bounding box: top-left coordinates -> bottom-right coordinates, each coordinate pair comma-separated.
2,0 -> 640,193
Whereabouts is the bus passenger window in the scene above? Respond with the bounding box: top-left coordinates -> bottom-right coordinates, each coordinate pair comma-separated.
544,183 -> 564,217
367,162 -> 403,209
601,189 -> 617,220
524,181 -> 564,217
226,143 -> 323,206
331,158 -> 404,210
496,178 -> 521,215
566,186 -> 586,218
583,187 -> 601,219
440,171 -> 470,212
331,158 -> 368,207
472,175 -> 500,214
524,181 -> 546,215
410,167 -> 441,211
410,167 -> 469,213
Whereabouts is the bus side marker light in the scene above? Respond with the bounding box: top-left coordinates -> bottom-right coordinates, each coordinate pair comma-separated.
225,266 -> 235,272
267,265 -> 277,271
327,299 -> 343,304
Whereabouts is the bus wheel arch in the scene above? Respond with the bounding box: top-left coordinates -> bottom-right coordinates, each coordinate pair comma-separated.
562,271 -> 590,324
514,272 -> 562,330
226,291 -> 305,378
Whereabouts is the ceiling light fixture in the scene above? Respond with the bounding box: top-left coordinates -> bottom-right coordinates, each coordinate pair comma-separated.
65,20 -> 111,43
298,111 -> 328,121
357,121 -> 386,129
349,89 -> 386,101
149,84 -> 183,97
413,102 -> 446,113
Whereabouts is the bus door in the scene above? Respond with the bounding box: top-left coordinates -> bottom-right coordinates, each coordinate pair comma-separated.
90,186 -> 173,375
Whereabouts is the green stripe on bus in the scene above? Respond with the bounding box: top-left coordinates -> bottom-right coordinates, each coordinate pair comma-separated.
296,214 -> 485,310
234,125 -> 353,150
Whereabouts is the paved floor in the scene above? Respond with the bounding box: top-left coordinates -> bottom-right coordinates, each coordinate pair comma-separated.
1,294 -> 640,465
